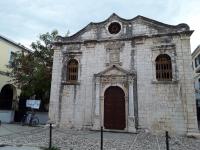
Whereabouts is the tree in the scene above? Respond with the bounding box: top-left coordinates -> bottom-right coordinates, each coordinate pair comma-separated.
10,30 -> 58,111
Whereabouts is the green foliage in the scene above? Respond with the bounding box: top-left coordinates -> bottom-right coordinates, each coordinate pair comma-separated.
9,30 -> 58,109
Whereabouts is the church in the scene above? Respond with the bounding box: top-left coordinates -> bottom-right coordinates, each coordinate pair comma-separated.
49,14 -> 199,134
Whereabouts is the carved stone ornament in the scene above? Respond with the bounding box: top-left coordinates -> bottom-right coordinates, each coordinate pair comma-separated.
109,49 -> 120,64
66,44 -> 81,50
105,41 -> 124,50
151,44 -> 176,51
100,75 -> 127,86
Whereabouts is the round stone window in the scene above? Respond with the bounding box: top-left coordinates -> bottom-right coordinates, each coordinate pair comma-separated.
108,22 -> 121,34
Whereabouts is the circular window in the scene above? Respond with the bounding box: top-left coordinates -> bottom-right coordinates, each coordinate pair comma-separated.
108,22 -> 121,34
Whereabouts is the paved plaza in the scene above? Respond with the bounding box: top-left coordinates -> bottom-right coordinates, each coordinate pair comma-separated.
0,124 -> 200,150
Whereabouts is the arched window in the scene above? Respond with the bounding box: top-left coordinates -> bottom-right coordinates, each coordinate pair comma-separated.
67,59 -> 78,82
156,54 -> 172,81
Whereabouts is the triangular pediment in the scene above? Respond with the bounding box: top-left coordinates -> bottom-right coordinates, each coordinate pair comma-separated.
95,65 -> 134,77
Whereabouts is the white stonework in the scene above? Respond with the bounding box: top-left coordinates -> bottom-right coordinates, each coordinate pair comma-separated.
49,14 -> 199,135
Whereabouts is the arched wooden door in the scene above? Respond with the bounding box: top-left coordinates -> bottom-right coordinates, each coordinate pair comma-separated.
104,86 -> 126,130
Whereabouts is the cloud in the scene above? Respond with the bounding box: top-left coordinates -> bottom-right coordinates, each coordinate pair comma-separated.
0,0 -> 199,51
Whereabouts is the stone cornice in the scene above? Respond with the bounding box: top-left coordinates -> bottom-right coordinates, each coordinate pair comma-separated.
53,30 -> 193,47
192,45 -> 200,58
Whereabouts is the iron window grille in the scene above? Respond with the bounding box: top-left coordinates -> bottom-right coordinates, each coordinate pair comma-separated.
156,54 -> 172,81
67,59 -> 78,82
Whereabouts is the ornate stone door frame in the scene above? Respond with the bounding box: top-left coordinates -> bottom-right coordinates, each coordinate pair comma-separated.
101,83 -> 128,131
92,65 -> 136,132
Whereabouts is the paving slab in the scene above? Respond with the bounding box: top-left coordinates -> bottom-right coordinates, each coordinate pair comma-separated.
0,124 -> 200,150
0,124 -> 39,136
0,145 -> 42,150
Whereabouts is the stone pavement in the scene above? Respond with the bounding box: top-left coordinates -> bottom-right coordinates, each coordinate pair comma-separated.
0,145 -> 41,150
0,124 -> 200,150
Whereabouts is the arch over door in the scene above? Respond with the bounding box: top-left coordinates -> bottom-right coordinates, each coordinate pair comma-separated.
0,84 -> 14,110
104,86 -> 126,130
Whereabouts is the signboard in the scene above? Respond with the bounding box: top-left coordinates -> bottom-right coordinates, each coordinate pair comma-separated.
26,100 -> 41,109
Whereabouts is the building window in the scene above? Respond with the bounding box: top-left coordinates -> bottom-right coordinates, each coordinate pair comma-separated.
9,52 -> 16,67
108,22 -> 121,34
192,61 -> 194,70
198,78 -> 200,90
156,54 -> 172,81
195,54 -> 200,68
195,57 -> 198,67
67,59 -> 78,82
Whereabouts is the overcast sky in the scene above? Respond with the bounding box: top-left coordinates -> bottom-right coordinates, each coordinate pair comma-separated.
0,0 -> 199,51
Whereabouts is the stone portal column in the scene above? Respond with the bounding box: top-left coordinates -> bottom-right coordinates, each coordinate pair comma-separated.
180,34 -> 199,136
49,46 -> 63,124
128,77 -> 136,132
92,76 -> 101,130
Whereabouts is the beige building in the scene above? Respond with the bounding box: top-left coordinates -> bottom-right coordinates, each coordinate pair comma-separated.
0,35 -> 30,123
49,14 -> 199,135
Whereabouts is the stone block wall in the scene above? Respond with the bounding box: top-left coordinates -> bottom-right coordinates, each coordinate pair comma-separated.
49,49 -> 63,123
49,14 -> 199,134
135,36 -> 198,134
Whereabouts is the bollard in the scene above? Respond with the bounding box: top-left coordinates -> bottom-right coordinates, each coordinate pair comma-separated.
166,131 -> 169,150
49,123 -> 52,149
101,126 -> 103,150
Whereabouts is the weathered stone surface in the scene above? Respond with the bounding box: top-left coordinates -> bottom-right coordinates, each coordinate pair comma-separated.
49,13 -> 198,135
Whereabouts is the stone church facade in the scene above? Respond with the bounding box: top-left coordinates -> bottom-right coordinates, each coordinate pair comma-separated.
49,14 -> 199,134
